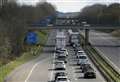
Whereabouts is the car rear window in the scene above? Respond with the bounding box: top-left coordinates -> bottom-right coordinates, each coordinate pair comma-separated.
58,78 -> 67,81
79,56 -> 87,59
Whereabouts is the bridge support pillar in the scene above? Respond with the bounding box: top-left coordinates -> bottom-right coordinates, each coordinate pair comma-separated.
85,29 -> 89,45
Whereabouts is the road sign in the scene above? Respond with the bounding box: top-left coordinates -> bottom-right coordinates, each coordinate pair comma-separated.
25,32 -> 38,45
31,15 -> 55,27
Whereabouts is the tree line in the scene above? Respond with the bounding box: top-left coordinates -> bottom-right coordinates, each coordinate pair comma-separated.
78,3 -> 120,26
0,2 -> 56,65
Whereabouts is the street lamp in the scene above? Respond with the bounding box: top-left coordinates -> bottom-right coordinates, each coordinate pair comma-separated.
82,21 -> 90,46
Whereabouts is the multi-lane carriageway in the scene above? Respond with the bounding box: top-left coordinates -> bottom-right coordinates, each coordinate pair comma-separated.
5,30 -> 106,82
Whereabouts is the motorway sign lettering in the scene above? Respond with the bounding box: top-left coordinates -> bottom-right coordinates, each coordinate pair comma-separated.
25,32 -> 38,45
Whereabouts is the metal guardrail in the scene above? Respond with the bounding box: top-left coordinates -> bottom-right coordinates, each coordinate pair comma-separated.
80,34 -> 120,82
28,26 -> 120,30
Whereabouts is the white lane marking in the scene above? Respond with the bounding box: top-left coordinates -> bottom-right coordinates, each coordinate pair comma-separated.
25,57 -> 49,82
50,47 -> 56,81
72,66 -> 77,80
25,62 -> 39,82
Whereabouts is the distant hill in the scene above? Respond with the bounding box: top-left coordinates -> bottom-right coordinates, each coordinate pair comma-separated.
56,11 -> 79,18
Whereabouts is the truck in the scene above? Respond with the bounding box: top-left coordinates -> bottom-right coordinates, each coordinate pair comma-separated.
68,30 -> 80,47
56,31 -> 66,51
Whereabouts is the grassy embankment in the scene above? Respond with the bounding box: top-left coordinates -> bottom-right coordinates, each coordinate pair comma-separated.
0,31 -> 48,82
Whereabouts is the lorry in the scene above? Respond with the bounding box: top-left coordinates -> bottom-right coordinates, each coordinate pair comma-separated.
56,31 -> 66,52
68,30 -> 80,47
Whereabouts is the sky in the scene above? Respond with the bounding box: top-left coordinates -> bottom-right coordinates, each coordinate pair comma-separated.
17,0 -> 120,12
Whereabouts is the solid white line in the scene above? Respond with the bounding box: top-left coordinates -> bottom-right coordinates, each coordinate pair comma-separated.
50,47 -> 56,81
25,62 -> 39,82
25,58 -> 49,82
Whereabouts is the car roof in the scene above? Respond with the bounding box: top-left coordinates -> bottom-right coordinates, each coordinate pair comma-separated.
78,51 -> 84,52
79,54 -> 87,56
55,60 -> 64,63
55,72 -> 67,76
57,76 -> 67,78
56,72 -> 66,74
56,60 -> 64,62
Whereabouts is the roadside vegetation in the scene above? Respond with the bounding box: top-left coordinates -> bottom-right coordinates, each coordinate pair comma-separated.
0,1 -> 55,82
78,3 -> 120,36
0,31 -> 48,82
79,3 -> 120,26
0,1 -> 55,66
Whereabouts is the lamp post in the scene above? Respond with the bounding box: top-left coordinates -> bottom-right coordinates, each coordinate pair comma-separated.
82,21 -> 90,46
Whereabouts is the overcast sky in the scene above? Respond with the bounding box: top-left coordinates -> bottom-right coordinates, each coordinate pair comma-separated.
17,0 -> 120,12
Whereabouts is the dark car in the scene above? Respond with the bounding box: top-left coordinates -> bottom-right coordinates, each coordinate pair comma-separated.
84,70 -> 96,78
82,64 -> 91,73
56,55 -> 67,63
83,65 -> 96,78
55,72 -> 67,80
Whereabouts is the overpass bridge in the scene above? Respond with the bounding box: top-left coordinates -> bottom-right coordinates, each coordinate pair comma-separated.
28,26 -> 120,30
28,17 -> 120,45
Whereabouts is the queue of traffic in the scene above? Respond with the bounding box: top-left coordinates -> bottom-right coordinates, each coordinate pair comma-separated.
68,29 -> 96,79
53,30 -> 70,82
53,30 -> 96,82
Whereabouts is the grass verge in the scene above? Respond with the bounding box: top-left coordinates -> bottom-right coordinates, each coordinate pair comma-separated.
0,31 -> 48,82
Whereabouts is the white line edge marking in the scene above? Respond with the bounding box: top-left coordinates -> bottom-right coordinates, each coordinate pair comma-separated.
25,62 -> 39,82
24,57 -> 49,82
50,47 -> 56,81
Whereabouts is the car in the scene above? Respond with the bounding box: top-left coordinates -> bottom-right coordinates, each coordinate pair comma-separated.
55,76 -> 70,82
80,63 -> 90,72
60,49 -> 68,56
77,55 -> 88,65
56,48 -> 68,56
84,67 -> 96,78
84,71 -> 96,78
76,50 -> 85,58
54,72 -> 67,80
54,61 -> 66,70
74,47 -> 83,52
82,64 -> 96,78
56,55 -> 67,63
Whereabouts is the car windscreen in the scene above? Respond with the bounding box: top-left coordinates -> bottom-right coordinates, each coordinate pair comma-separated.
57,78 -> 67,81
79,56 -> 87,59
55,62 -> 63,64
57,73 -> 66,76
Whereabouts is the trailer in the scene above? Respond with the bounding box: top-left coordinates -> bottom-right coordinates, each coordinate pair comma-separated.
56,31 -> 66,50
68,31 -> 80,47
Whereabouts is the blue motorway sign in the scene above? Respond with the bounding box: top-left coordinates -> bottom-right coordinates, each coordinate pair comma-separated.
25,32 -> 38,45
31,15 -> 55,27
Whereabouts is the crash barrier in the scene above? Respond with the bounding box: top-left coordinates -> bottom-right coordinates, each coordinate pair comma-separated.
80,34 -> 120,82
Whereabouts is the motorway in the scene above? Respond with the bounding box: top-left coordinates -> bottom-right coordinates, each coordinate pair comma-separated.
89,31 -> 120,69
5,30 -> 105,82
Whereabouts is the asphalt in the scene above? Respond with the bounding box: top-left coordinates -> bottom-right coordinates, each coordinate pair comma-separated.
4,30 -> 106,82
65,46 -> 105,82
89,30 -> 120,69
5,30 -> 56,82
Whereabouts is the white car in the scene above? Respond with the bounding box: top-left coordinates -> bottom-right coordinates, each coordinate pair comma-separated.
55,61 -> 66,70
76,50 -> 85,58
77,55 -> 88,65
55,76 -> 70,82
57,49 -> 68,56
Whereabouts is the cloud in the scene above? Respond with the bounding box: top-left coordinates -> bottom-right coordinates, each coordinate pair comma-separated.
17,0 -> 120,12
17,0 -> 44,5
47,0 -> 120,12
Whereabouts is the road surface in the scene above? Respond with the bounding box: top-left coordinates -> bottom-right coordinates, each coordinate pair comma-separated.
5,30 -> 105,82
89,30 -> 120,69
